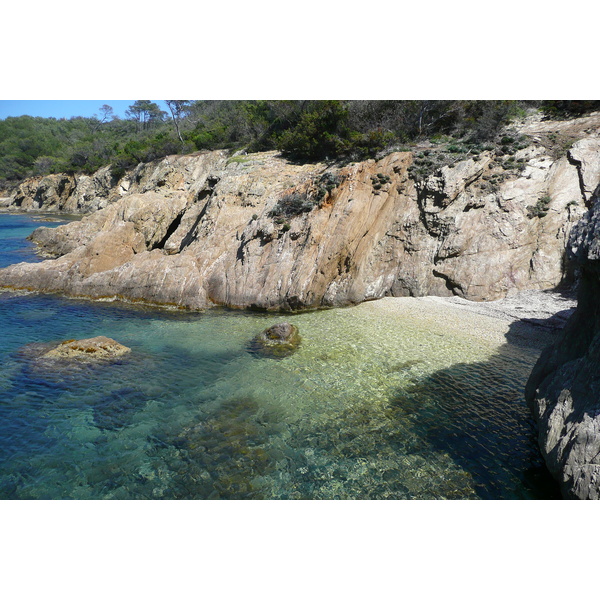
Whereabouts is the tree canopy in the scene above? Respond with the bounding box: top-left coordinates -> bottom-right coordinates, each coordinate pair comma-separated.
1,99 -> 596,188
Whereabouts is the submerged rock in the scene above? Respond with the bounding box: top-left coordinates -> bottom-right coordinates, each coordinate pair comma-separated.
43,336 -> 131,360
92,387 -> 147,430
168,396 -> 278,499
248,322 -> 301,359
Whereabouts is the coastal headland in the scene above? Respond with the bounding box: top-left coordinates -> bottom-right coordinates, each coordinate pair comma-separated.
2,110 -> 600,498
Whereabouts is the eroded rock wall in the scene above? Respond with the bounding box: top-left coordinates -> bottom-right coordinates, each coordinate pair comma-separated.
0,166 -> 125,213
1,114 -> 599,310
526,196 -> 600,499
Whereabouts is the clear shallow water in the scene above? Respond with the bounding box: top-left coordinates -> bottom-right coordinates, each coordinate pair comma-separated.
0,214 -> 560,499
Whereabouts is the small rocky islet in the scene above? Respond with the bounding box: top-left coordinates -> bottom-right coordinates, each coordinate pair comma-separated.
2,110 -> 600,499
42,336 -> 131,360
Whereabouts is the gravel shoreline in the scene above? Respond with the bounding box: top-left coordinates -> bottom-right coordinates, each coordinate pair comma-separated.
364,289 -> 577,351
428,289 -> 577,327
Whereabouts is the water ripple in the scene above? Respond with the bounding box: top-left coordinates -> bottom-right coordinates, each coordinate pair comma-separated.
0,214 -> 561,499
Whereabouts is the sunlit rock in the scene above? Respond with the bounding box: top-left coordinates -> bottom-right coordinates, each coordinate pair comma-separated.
43,336 -> 131,360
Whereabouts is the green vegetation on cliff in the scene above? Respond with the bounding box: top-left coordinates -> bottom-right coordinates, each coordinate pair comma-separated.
2,100 -> 599,188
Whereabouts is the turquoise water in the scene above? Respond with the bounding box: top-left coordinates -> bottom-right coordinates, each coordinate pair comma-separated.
0,214 -> 560,499
0,213 -> 65,268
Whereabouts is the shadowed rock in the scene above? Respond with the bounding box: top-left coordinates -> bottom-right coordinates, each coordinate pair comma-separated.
526,194 -> 600,499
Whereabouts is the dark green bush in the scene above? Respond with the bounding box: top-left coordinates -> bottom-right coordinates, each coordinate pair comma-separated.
276,101 -> 351,161
0,100 -> 568,183
269,192 -> 316,218
540,101 -> 600,118
317,172 -> 342,199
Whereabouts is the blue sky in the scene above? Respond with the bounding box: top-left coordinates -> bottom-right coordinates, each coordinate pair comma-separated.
0,100 -> 171,120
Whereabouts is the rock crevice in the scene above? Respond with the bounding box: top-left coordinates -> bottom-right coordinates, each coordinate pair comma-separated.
526,191 -> 600,498
1,115 -> 599,311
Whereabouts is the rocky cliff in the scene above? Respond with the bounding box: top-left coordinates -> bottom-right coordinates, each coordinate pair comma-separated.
526,190 -> 600,499
0,113 -> 599,311
0,166 -> 124,213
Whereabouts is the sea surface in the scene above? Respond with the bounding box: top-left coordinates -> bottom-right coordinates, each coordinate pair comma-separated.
0,213 -> 561,499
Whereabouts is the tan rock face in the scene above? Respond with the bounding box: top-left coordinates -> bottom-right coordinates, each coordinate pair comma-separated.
43,336 -> 131,359
1,115 -> 600,310
4,167 -> 124,213
10,174 -> 76,211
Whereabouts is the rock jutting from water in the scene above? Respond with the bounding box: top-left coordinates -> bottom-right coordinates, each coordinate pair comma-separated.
526,187 -> 600,499
248,322 -> 302,359
42,336 -> 131,360
1,113 -> 599,311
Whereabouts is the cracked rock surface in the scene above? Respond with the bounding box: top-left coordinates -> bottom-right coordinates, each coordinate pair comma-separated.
1,114 -> 600,311
526,194 -> 600,498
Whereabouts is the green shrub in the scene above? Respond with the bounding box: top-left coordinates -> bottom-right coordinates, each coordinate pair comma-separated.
269,172 -> 341,220
370,173 -> 391,189
269,191 -> 316,218
110,164 -> 127,180
527,195 -> 552,218
276,101 -> 351,161
317,172 -> 342,200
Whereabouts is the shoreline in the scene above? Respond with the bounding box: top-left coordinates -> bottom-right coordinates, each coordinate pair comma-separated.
359,289 -> 576,351
0,283 -> 576,348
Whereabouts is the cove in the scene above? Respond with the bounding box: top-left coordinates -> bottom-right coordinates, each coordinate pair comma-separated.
0,213 -> 560,499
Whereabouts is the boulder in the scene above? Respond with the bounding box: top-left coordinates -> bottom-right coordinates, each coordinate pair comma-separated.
249,323 -> 301,358
42,336 -> 131,360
